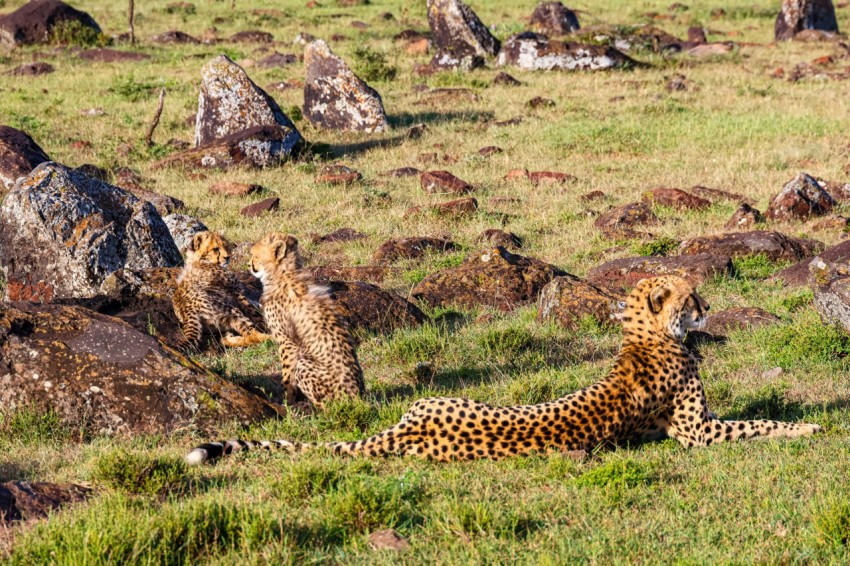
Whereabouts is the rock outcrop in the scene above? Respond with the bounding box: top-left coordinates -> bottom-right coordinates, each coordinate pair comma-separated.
678,231 -> 823,262
0,163 -> 181,302
587,253 -> 732,293
765,173 -> 835,221
773,239 -> 850,287
0,302 -> 284,435
411,247 -> 565,311
537,274 -> 622,329
775,0 -> 838,41
0,0 -> 101,48
303,40 -> 388,133
194,55 -> 302,148
0,125 -> 50,192
497,32 -> 633,71
810,258 -> 850,332
427,0 -> 500,59
530,2 -> 580,35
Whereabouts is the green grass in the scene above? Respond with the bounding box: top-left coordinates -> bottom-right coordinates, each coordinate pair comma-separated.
2,0 -> 850,562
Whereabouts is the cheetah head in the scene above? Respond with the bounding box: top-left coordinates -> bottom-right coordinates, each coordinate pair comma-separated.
250,232 -> 302,285
185,231 -> 230,267
623,276 -> 709,341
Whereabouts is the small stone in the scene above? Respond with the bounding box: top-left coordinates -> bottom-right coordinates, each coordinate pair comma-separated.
433,197 -> 478,217
687,43 -> 734,57
149,30 -> 198,44
209,182 -> 263,197
581,190 -> 606,202
594,202 -> 659,239
641,187 -> 711,210
405,37 -> 431,55
478,146 -> 503,157
762,367 -> 784,379
317,164 -> 362,185
492,117 -> 523,127
420,170 -> 473,194
477,229 -> 522,249
4,61 -> 54,76
811,214 -> 850,231
765,172 -> 835,221
78,49 -> 150,62
427,0 -> 500,58
527,96 -> 556,108
257,52 -> 298,69
505,168 -> 529,180
690,185 -> 746,202
724,203 -> 764,230
665,74 -> 689,92
406,123 -> 427,139
702,307 -> 781,337
230,30 -> 274,43
368,529 -> 411,551
493,72 -> 522,86
240,197 -> 280,217
528,171 -> 576,185
530,2 -> 581,35
373,237 -> 456,264
382,167 -> 421,178
311,228 -> 367,244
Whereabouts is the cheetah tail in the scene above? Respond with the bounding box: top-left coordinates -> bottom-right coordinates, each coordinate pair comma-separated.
185,439 -> 307,466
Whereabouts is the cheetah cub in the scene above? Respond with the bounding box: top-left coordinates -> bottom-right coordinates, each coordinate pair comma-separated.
248,232 -> 364,411
186,275 -> 820,464
173,231 -> 271,351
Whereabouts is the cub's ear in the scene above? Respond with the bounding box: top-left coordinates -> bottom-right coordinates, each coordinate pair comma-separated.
284,235 -> 299,255
648,284 -> 671,314
272,234 -> 299,261
188,232 -> 205,252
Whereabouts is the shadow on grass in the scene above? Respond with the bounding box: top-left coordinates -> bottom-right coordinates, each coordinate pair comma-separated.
387,110 -> 495,129
722,393 -> 850,422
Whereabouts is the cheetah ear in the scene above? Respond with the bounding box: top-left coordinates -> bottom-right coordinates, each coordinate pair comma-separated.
284,235 -> 299,255
648,284 -> 671,314
272,235 -> 299,261
188,232 -> 204,252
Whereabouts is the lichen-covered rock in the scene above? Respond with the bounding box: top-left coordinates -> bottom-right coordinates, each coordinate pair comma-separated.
411,246 -> 566,311
0,163 -> 181,302
775,0 -> 838,41
0,125 -> 50,192
194,55 -> 302,148
587,253 -> 732,293
0,0 -> 101,48
497,32 -> 634,71
0,302 -> 284,435
594,202 -> 658,239
0,481 -> 90,524
765,173 -> 835,221
155,125 -> 303,170
678,231 -> 824,262
427,0 -> 500,58
163,213 -> 208,252
530,2 -> 580,35
537,274 -> 622,329
303,40 -> 388,133
326,280 -> 428,336
773,239 -> 850,287
809,258 -> 850,332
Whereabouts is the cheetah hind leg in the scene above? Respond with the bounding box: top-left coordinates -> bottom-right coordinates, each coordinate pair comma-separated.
220,310 -> 272,348
176,312 -> 203,352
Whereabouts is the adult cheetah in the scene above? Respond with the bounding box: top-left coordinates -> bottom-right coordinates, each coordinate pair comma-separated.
173,231 -> 271,351
186,275 -> 820,465
248,232 -> 364,411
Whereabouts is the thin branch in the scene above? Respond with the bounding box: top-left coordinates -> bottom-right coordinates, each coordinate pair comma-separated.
144,88 -> 166,147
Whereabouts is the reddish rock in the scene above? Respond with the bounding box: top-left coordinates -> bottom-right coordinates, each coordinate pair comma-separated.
702,307 -> 781,336
230,30 -> 274,43
0,125 -> 50,191
530,1 -> 580,35
368,529 -> 411,551
156,125 -> 303,170
240,196 -> 280,217
528,171 -> 577,185
373,237 -> 456,264
679,231 -> 824,262
581,190 -> 606,202
642,187 -> 711,210
478,146 -> 503,157
775,0 -> 837,41
765,173 -> 834,221
326,280 -> 428,335
413,246 -> 566,311
382,167 -> 421,177
317,164 -> 362,185
420,170 -> 473,194
587,253 -> 733,293
497,32 -> 633,71
149,30 -> 198,44
209,181 -> 262,196
527,96 -> 556,108
1,482 -> 90,524
505,168 -> 529,180
537,274 -> 622,329
78,49 -> 150,62
477,228 -> 522,249
0,0 -> 101,48
774,239 -> 850,286
311,228 -> 367,243
690,185 -> 747,203
257,52 -> 298,69
594,202 -> 659,239
493,71 -> 522,86
406,37 -> 431,55
821,179 -> 850,202
434,197 -> 478,217
310,265 -> 389,283
4,61 -> 54,76
811,214 -> 850,231
194,55 -> 301,150
724,203 -> 764,230
303,40 -> 388,133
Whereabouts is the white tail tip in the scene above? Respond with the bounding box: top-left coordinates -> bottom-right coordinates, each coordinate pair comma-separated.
185,448 -> 208,466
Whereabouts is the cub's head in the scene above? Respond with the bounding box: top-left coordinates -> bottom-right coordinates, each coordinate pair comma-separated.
622,276 -> 709,341
186,231 -> 230,267
250,232 -> 302,284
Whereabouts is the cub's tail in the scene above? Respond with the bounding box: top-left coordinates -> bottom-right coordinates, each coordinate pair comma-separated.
185,428 -> 402,465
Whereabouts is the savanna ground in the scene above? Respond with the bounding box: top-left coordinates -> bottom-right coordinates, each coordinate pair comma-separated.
2,0 -> 850,563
